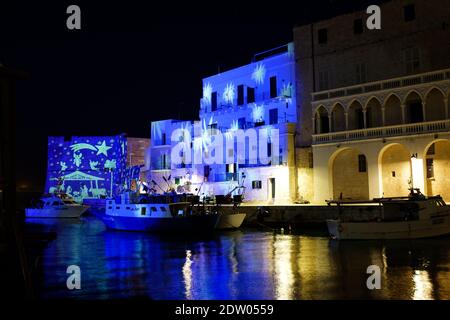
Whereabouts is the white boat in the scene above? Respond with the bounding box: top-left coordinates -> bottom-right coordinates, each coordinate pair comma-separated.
208,193 -> 246,229
26,195 -> 89,218
98,193 -> 221,233
216,212 -> 246,229
326,189 -> 450,240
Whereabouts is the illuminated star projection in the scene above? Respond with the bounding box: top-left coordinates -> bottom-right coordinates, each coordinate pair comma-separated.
45,135 -> 127,203
96,140 -> 112,156
223,83 -> 235,104
252,105 -> 265,122
202,82 -> 213,106
251,63 -> 266,86
279,82 -> 293,98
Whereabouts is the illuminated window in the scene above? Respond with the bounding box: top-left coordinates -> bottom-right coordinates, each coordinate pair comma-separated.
358,154 -> 367,172
247,87 -> 255,103
404,4 -> 415,22
269,108 -> 278,125
318,28 -> 327,44
211,92 -> 217,111
353,18 -> 363,34
238,117 -> 246,129
270,76 -> 277,98
252,180 -> 262,189
237,85 -> 244,105
426,158 -> 434,178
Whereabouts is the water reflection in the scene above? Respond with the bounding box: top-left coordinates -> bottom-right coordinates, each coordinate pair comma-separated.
413,270 -> 433,300
26,217 -> 450,300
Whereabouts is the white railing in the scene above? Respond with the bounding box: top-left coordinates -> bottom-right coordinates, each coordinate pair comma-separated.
312,119 -> 450,144
312,68 -> 450,102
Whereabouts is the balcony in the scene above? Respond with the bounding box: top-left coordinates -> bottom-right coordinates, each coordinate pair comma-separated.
312,68 -> 450,102
312,119 -> 450,144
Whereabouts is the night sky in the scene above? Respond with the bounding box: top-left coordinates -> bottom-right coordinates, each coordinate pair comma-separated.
0,0 -> 384,190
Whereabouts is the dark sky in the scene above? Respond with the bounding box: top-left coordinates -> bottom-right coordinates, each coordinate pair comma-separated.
0,0 -> 385,190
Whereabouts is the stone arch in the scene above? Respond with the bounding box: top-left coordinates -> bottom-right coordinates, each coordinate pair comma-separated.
347,100 -> 364,130
423,139 -> 450,201
424,87 -> 446,121
329,147 -> 369,200
378,143 -> 411,197
330,103 -> 346,132
365,96 -> 383,128
314,105 -> 329,134
384,93 -> 402,126
404,90 -> 423,124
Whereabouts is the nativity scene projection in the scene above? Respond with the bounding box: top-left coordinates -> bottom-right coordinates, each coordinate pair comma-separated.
45,135 -> 129,203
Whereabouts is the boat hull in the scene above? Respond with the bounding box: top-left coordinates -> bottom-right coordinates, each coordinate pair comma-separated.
216,213 -> 246,229
25,206 -> 89,218
99,213 -> 220,233
327,216 -> 450,240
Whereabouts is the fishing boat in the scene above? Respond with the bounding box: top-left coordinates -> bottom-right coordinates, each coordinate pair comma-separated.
213,194 -> 246,230
326,188 -> 450,240
97,192 -> 220,232
25,194 -> 89,218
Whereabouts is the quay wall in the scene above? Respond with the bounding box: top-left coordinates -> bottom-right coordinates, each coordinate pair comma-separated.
218,204 -> 383,228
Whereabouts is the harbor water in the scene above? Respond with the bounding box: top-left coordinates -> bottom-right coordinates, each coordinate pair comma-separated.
27,216 -> 450,300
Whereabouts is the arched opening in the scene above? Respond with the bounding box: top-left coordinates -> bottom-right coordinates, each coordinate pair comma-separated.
379,144 -> 411,197
365,97 -> 383,128
384,94 -> 402,126
331,148 -> 369,200
331,103 -> 346,132
425,140 -> 450,202
404,91 -> 423,124
425,88 -> 446,121
347,100 -> 364,130
314,106 -> 329,134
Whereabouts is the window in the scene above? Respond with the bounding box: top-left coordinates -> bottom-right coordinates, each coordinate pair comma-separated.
355,63 -> 367,84
318,70 -> 329,91
252,180 -> 262,189
211,91 -> 217,111
141,207 -> 146,216
269,108 -> 278,125
427,144 -> 435,155
358,154 -> 367,172
404,4 -> 415,22
204,165 -> 210,179
162,133 -> 166,145
392,171 -> 396,177
237,84 -> 244,106
426,158 -> 434,178
238,117 -> 246,129
162,154 -> 167,169
308,152 -> 314,168
405,47 -> 420,73
318,28 -> 327,44
270,76 -> 277,98
175,177 -> 180,185
267,142 -> 272,157
353,18 -> 364,34
247,87 -> 255,103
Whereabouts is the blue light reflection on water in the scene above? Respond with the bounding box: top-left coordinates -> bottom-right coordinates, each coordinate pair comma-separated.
27,216 -> 450,300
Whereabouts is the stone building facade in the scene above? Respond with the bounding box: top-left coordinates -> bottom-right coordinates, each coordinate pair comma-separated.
293,0 -> 450,202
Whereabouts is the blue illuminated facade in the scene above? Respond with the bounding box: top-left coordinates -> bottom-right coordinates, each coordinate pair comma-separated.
45,135 -> 128,202
149,43 -> 298,203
